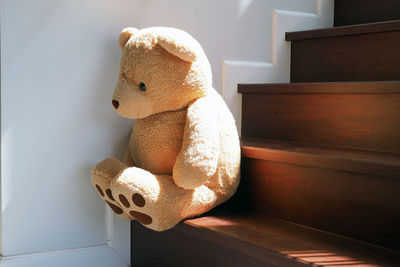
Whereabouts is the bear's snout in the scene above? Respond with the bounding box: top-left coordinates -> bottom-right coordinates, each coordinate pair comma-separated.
112,99 -> 119,109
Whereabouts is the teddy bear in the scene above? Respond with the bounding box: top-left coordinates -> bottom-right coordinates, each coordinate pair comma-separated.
91,27 -> 241,231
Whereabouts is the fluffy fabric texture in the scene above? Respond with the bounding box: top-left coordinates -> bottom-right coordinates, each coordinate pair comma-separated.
91,27 -> 240,231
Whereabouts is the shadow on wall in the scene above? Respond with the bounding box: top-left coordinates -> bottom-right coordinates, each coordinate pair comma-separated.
76,36 -> 132,216
90,37 -> 132,160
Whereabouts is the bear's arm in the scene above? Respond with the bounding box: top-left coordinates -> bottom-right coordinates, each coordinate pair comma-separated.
173,97 -> 220,189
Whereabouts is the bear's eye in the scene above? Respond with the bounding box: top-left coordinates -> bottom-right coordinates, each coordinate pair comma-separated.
139,82 -> 147,91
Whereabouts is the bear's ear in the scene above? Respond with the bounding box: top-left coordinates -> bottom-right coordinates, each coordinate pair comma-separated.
158,34 -> 198,63
119,27 -> 138,50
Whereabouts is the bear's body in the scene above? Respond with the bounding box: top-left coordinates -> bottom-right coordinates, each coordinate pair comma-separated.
92,27 -> 240,231
131,109 -> 186,174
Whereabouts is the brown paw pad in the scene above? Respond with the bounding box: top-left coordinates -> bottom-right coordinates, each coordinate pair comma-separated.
105,189 -> 114,201
106,200 -> 123,215
132,193 -> 145,207
95,184 -> 104,197
129,211 -> 152,225
119,194 -> 130,208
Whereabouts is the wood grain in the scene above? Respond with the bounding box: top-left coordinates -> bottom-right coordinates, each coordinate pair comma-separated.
289,30 -> 400,82
186,213 -> 400,265
241,157 -> 400,250
334,0 -> 400,26
131,212 -> 400,266
238,81 -> 400,94
241,89 -> 400,153
241,138 -> 400,178
131,218 -> 302,267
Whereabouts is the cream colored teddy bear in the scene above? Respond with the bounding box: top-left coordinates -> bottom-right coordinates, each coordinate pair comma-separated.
92,27 -> 240,231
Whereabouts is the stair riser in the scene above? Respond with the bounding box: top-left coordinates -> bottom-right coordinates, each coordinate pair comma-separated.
241,158 -> 400,250
334,0 -> 400,26
290,30 -> 400,82
241,93 -> 400,153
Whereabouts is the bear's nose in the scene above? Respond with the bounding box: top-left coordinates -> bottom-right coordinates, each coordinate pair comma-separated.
112,99 -> 119,109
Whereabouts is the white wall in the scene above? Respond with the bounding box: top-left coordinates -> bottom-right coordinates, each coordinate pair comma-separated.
0,0 -> 333,266
1,1 -> 138,265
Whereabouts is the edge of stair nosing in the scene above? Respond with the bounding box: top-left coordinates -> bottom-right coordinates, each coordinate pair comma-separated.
240,138 -> 400,178
238,81 -> 400,94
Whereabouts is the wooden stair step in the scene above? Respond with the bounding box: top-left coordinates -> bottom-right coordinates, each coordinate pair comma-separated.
131,212 -> 400,266
241,138 -> 400,178
239,138 -> 400,250
285,20 -> 400,82
239,81 -> 400,154
334,0 -> 400,27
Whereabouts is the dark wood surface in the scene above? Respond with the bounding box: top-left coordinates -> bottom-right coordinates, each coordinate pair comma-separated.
289,30 -> 400,82
334,0 -> 400,26
240,84 -> 400,153
131,217 -> 302,267
241,138 -> 400,178
286,20 -> 400,41
238,81 -> 400,94
240,157 -> 400,250
187,213 -> 400,265
131,212 -> 400,266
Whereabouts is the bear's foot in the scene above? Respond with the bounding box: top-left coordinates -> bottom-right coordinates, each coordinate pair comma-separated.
110,167 -> 199,231
91,158 -> 133,220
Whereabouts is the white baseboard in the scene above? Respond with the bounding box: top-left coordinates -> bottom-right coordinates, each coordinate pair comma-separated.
107,209 -> 131,265
0,245 -> 128,267
221,0 -> 334,135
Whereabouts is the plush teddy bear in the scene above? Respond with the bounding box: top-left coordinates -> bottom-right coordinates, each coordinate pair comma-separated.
91,27 -> 240,231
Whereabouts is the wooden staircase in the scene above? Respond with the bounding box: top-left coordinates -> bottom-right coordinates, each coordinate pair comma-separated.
131,2 -> 400,266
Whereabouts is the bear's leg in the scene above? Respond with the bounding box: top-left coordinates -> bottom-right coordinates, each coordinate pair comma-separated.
91,158 -> 133,220
110,167 -> 217,231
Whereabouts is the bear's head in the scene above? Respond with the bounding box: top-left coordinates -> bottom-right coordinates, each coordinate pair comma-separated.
112,27 -> 212,119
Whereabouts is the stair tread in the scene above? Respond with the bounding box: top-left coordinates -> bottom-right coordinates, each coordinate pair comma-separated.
238,81 -> 400,94
286,19 -> 400,41
185,212 -> 400,266
241,138 -> 400,177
